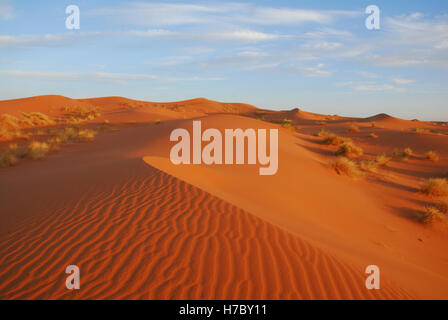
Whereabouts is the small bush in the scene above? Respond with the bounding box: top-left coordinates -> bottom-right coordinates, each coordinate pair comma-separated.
58,127 -> 78,142
27,141 -> 50,159
420,206 -> 446,224
376,154 -> 391,166
280,119 -> 299,132
425,151 -> 439,162
403,147 -> 414,157
317,129 -> 332,138
318,129 -> 351,146
78,129 -> 97,142
348,124 -> 361,133
335,141 -> 363,158
360,159 -> 379,173
331,157 -> 364,179
155,120 -> 162,125
420,178 -> 448,197
0,114 -> 20,129
415,128 -> 430,134
436,198 -> 448,214
22,112 -> 54,126
0,147 -> 19,167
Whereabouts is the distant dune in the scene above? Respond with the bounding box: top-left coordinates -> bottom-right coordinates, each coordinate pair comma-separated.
1,95 -> 447,299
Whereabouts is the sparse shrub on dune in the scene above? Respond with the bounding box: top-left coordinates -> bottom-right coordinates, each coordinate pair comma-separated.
391,148 -> 413,161
62,105 -> 101,123
323,134 -> 349,146
78,129 -> 97,142
46,136 -> 64,151
318,129 -> 352,146
0,114 -> 20,129
335,141 -> 363,158
419,206 -> 446,225
155,120 -> 162,125
279,119 -> 298,131
369,133 -> 379,139
0,114 -> 31,141
415,128 -> 430,134
360,159 -> 379,173
425,151 -> 439,162
317,128 -> 332,138
376,154 -> 391,166
0,145 -> 20,167
58,127 -> 78,142
403,147 -> 414,157
420,178 -> 448,197
0,128 -> 30,141
331,157 -> 364,179
21,112 -> 54,126
348,124 -> 361,133
436,198 -> 448,214
27,141 -> 50,159
56,127 -> 97,143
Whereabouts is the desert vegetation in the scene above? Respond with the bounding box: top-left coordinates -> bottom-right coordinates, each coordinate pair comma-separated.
0,124 -> 99,168
61,105 -> 101,124
419,206 -> 446,224
420,178 -> 448,197
348,124 -> 360,133
335,141 -> 363,158
425,151 -> 439,162
331,157 -> 364,179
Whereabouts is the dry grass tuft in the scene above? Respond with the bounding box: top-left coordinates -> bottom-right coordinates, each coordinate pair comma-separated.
360,159 -> 379,173
376,154 -> 391,166
425,151 -> 439,162
436,198 -> 448,214
335,141 -> 363,158
419,206 -> 446,224
331,157 -> 364,179
420,178 -> 448,197
403,147 -> 414,157
78,129 -> 97,142
348,124 -> 360,133
27,141 -> 50,159
415,128 -> 430,134
21,112 -> 54,126
62,105 -> 101,123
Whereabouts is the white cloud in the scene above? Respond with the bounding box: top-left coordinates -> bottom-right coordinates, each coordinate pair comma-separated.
301,41 -> 342,50
0,1 -> 14,20
89,2 -> 359,27
0,70 -> 225,84
207,30 -> 283,41
0,32 -> 105,47
392,78 -> 415,85
296,63 -> 331,77
0,28 -> 285,48
335,81 -> 401,92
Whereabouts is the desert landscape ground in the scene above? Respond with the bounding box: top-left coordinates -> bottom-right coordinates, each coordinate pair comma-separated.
0,95 -> 447,299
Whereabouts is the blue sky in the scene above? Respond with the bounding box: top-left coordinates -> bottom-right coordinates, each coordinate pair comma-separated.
1,0 -> 447,120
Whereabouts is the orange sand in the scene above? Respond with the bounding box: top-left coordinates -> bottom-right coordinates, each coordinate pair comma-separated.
0,95 -> 447,299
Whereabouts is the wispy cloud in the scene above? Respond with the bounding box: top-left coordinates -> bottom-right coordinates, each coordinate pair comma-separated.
89,2 -> 360,27
335,81 -> 402,92
0,1 -> 14,20
0,70 -> 225,84
0,28 -> 286,48
391,78 -> 415,85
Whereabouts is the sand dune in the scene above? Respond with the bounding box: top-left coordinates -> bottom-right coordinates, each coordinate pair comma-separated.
1,95 -> 447,299
0,160 -> 411,299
